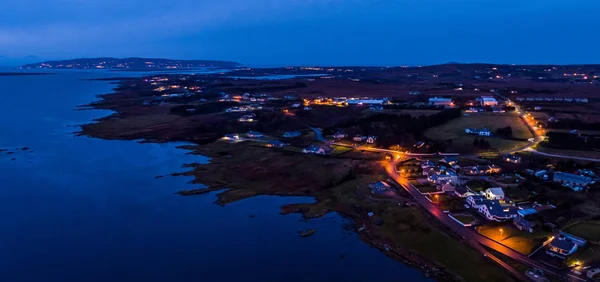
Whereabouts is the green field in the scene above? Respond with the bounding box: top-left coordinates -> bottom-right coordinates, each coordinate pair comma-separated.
425,113 -> 533,153
478,225 -> 550,255
564,221 -> 600,242
568,244 -> 600,266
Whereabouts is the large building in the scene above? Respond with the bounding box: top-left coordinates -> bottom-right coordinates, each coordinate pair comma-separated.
553,172 -> 592,191
428,97 -> 454,107
480,96 -> 499,106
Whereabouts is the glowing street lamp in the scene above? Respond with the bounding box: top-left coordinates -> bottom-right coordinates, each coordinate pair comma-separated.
499,228 -> 504,236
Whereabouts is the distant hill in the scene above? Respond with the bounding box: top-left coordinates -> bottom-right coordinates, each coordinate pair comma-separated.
20,57 -> 241,69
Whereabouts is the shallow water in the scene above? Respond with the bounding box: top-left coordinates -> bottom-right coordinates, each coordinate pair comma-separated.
0,69 -> 429,282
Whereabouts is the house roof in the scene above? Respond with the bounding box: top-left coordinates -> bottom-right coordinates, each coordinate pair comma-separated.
486,187 -> 505,196
554,172 -> 591,184
514,216 -> 536,228
550,237 -> 576,252
483,200 -> 517,217
468,195 -> 486,205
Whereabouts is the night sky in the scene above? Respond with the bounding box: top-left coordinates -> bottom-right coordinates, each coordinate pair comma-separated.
1,0 -> 599,66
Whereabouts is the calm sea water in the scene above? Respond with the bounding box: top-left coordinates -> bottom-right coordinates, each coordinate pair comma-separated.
0,68 -> 429,282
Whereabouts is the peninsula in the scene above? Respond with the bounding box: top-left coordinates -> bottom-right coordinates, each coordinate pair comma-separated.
20,57 -> 240,70
79,62 -> 600,282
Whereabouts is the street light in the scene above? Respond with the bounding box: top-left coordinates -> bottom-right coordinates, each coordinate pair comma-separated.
499,228 -> 504,236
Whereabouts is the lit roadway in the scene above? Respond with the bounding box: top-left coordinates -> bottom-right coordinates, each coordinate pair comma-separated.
385,156 -> 588,282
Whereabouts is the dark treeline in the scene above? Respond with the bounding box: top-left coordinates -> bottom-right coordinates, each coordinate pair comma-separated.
548,118 -> 600,131
543,132 -> 600,151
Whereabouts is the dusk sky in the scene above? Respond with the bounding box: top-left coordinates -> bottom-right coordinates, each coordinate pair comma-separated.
1,0 -> 599,66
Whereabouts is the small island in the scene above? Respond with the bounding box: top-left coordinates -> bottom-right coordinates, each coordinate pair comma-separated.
78,62 -> 600,282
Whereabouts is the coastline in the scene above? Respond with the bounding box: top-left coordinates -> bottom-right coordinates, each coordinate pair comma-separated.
74,73 -> 521,282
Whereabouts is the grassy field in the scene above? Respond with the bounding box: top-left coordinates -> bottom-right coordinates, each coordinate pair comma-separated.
478,225 -> 550,255
568,244 -> 600,266
564,221 -> 600,242
425,113 -> 533,153
453,214 -> 475,225
379,206 -> 512,282
380,109 -> 442,116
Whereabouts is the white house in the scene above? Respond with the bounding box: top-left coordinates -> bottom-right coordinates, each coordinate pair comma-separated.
478,200 -> 517,221
466,195 -> 486,208
484,187 -> 505,200
465,128 -> 491,136
547,237 -> 578,258
366,136 -> 377,144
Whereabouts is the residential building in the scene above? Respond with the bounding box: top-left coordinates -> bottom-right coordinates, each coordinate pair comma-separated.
353,135 -> 366,142
346,99 -> 385,105
438,183 -> 456,192
428,97 -> 454,107
222,134 -> 241,141
440,156 -> 458,166
238,115 -> 255,123
513,217 -> 536,233
421,160 -> 435,173
466,195 -> 486,208
477,200 -> 518,221
481,96 -> 499,106
468,165 -> 501,175
333,131 -> 347,139
465,128 -> 492,136
427,167 -> 458,184
553,172 -> 592,191
265,140 -> 285,148
246,131 -> 264,138
484,187 -> 505,200
366,136 -> 377,144
547,237 -> 578,258
369,181 -> 391,194
504,154 -> 522,164
454,186 -> 474,198
369,105 -> 384,111
283,131 -> 302,138
414,141 -> 425,148
302,145 -> 332,155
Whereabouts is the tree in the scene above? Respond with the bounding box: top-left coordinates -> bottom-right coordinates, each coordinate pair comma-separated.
473,137 -> 480,147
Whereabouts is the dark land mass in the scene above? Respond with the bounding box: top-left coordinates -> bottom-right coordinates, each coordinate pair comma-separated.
0,72 -> 56,76
77,63 -> 600,281
20,57 -> 241,70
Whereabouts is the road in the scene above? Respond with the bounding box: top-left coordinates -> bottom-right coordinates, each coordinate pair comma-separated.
525,148 -> 600,162
385,156 -> 588,282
